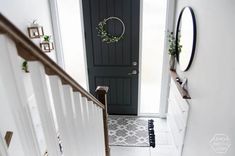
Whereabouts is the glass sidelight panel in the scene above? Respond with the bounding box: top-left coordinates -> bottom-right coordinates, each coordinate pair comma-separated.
140,0 -> 167,114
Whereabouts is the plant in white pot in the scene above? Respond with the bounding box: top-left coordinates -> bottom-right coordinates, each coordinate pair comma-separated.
167,31 -> 182,70
40,35 -> 54,52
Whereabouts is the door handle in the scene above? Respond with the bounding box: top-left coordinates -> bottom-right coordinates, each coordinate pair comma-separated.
132,61 -> 138,66
128,70 -> 138,75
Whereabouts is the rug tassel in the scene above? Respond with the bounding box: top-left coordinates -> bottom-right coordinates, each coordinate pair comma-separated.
148,119 -> 155,148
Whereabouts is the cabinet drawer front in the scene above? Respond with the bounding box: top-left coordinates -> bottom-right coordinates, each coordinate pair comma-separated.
168,98 -> 188,131
168,79 -> 190,156
170,81 -> 189,113
167,114 -> 184,152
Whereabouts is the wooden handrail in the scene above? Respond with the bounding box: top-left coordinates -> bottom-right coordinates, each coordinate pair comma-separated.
0,13 -> 104,109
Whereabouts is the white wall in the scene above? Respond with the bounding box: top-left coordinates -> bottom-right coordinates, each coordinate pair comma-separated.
56,0 -> 88,89
174,0 -> 235,155
0,0 -> 57,62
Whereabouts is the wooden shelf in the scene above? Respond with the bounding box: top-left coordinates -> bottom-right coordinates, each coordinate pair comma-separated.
169,70 -> 191,99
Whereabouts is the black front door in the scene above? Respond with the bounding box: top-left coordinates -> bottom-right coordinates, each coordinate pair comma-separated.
82,0 -> 140,115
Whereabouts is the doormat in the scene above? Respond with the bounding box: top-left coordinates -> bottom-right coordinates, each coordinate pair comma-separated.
108,116 -> 155,147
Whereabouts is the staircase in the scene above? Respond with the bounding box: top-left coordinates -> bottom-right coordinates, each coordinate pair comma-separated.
0,13 -> 109,156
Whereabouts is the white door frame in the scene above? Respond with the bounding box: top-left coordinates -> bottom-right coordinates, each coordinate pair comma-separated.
78,0 -> 90,90
159,0 -> 177,118
138,0 -> 177,117
48,0 -> 65,69
137,0 -> 143,116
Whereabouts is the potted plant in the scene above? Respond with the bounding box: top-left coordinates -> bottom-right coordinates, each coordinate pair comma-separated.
40,35 -> 54,52
167,31 -> 182,70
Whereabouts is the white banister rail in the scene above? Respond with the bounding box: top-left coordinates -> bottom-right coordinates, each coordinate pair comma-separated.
0,13 -> 109,156
0,13 -> 104,109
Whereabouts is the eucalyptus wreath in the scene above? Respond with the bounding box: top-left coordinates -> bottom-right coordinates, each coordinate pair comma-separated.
97,17 -> 125,43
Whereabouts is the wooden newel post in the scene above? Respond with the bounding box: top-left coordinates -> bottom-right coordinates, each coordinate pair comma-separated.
95,86 -> 110,156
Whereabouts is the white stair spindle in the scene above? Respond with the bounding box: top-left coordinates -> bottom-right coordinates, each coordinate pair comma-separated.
93,105 -> 100,156
81,97 -> 91,155
98,108 -> 106,156
29,61 -> 61,156
93,104 -> 101,156
88,101 -> 96,156
73,92 -> 86,156
0,35 -> 41,156
96,105 -> 104,156
91,103 -> 97,156
49,76 -> 74,156
96,104 -> 104,156
88,101 -> 95,156
62,85 -> 79,156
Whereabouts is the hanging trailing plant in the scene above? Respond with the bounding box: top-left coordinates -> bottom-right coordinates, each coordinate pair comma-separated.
22,60 -> 29,73
97,17 -> 125,44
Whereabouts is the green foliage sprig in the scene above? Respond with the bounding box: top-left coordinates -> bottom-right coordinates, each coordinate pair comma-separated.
43,35 -> 51,42
22,60 -> 29,73
96,19 -> 123,44
168,31 -> 182,56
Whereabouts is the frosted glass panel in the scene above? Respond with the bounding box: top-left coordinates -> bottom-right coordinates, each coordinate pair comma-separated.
140,0 -> 167,114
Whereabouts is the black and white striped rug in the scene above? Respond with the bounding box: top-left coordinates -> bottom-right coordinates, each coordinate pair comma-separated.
108,116 -> 155,147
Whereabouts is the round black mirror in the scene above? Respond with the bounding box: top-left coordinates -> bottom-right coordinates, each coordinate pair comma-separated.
176,7 -> 196,71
